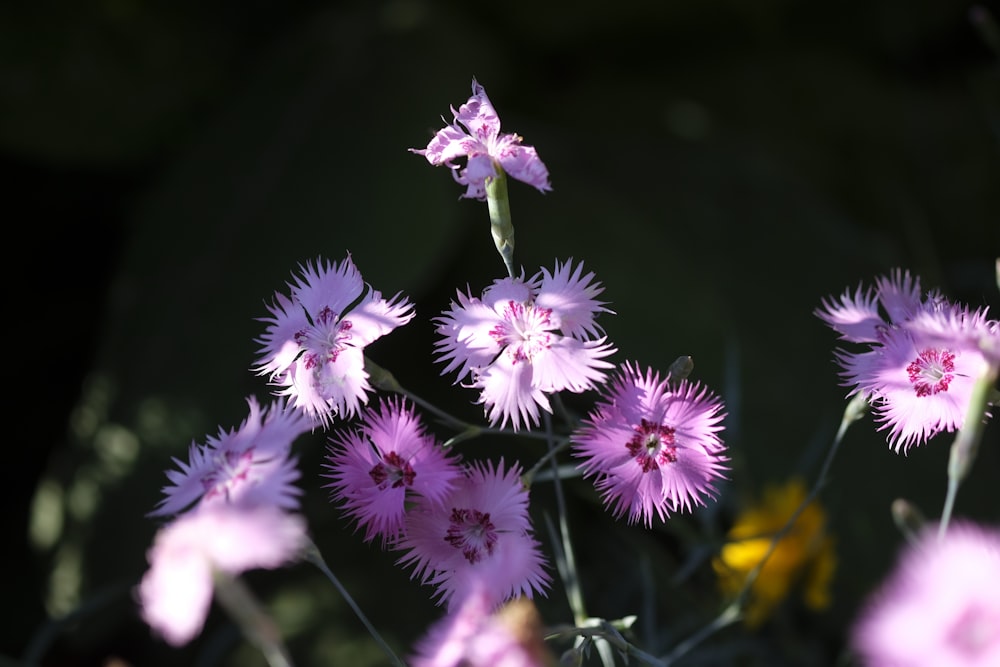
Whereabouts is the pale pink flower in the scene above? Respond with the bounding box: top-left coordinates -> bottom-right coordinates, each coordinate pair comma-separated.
411,78 -> 551,200
571,362 -> 728,527
435,259 -> 616,430
255,256 -> 414,426
322,397 -> 463,546
841,304 -> 997,452
818,271 -> 999,452
150,397 -> 310,517
411,582 -> 550,667
138,504 -> 306,646
851,521 -> 1000,667
396,459 -> 549,609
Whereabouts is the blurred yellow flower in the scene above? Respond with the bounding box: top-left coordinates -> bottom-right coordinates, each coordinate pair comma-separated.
712,478 -> 836,628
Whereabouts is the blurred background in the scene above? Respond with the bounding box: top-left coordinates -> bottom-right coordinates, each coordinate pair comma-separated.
4,0 -> 999,665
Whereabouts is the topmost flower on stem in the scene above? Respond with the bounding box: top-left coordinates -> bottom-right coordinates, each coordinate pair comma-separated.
411,78 -> 551,200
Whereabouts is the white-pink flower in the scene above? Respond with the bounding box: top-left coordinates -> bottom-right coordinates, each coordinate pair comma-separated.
852,521 -> 1000,667
255,256 -> 414,426
411,78 -> 551,200
435,259 -> 616,430
138,505 -> 306,646
395,459 -> 550,610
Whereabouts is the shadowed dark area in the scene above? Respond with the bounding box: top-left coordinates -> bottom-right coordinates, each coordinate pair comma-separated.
4,1 -> 999,666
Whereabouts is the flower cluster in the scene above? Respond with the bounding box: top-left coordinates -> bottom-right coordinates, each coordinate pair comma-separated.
816,269 -> 999,452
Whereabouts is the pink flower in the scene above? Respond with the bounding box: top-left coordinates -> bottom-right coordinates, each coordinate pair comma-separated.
150,397 -> 310,517
138,504 -> 306,646
322,397 -> 463,546
851,521 -> 1000,667
842,305 -> 997,452
255,256 -> 415,426
410,582 -> 551,667
435,259 -> 616,430
571,362 -> 728,527
818,270 -> 998,453
411,78 -> 551,200
395,459 -> 550,609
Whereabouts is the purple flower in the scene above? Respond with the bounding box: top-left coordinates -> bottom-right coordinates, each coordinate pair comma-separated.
322,397 -> 463,546
851,521 -> 1000,667
395,459 -> 550,610
150,397 -> 310,517
138,504 -> 306,646
571,362 -> 729,527
411,78 -> 551,200
435,259 -> 616,430
817,270 -> 998,453
255,256 -> 415,426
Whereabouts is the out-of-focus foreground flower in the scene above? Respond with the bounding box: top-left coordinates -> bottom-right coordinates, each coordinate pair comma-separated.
411,77 -> 551,200
410,583 -> 554,667
851,521 -> 1000,667
712,478 -> 836,628
138,505 -> 306,646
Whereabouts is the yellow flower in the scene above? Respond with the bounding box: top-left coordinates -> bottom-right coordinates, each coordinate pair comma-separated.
712,478 -> 836,628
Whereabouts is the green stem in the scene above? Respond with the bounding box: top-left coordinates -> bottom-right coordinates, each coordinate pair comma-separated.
939,366 -> 1000,539
212,571 -> 294,667
485,170 -> 516,278
302,539 -> 406,667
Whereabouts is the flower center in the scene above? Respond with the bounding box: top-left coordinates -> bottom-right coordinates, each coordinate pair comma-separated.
201,446 -> 258,502
945,603 -> 1000,657
906,347 -> 955,397
444,507 -> 498,564
296,306 -> 354,369
369,451 -> 416,489
626,419 -> 678,473
489,300 -> 554,364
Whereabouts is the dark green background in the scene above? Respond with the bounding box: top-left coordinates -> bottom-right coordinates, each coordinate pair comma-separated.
5,1 -> 999,665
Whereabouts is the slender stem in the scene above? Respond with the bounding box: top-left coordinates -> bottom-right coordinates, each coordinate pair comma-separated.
302,539 -> 406,667
939,366 -> 1000,539
661,391 -> 866,664
212,571 -> 294,667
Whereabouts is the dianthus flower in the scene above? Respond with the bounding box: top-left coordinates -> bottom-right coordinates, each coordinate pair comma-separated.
712,478 -> 836,628
817,270 -> 998,452
851,521 -> 1000,667
322,397 -> 463,546
150,397 -> 310,517
395,459 -> 550,610
138,504 -> 306,646
571,362 -> 728,527
410,582 -> 552,667
255,256 -> 414,426
435,259 -> 616,430
411,78 -> 551,200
